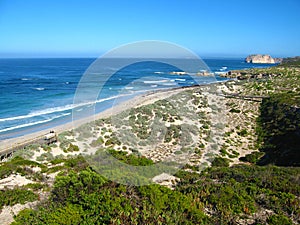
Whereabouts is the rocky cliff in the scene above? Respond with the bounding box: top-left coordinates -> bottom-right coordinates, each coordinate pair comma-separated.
245,54 -> 282,64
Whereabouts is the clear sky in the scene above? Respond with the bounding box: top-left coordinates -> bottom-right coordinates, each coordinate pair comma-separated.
0,0 -> 299,58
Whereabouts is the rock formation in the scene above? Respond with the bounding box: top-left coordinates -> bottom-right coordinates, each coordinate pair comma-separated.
245,54 -> 281,64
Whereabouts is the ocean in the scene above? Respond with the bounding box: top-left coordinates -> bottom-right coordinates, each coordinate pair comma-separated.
0,58 -> 275,140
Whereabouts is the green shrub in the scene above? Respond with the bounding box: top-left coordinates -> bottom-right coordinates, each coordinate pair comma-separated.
23,183 -> 47,191
257,92 -> 300,166
229,108 -> 241,113
267,214 -> 293,225
0,188 -> 38,210
238,129 -> 248,136
0,157 -> 43,179
90,137 -> 104,147
211,157 -> 230,167
41,144 -> 51,151
66,143 -> 80,152
240,151 -> 264,164
36,152 -> 54,161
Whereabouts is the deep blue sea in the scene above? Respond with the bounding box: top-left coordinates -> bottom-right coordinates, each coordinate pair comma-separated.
0,58 -> 276,140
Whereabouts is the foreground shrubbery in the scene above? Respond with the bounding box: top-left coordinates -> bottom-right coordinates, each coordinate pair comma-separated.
11,152 -> 300,224
12,168 -> 209,225
176,165 -> 300,224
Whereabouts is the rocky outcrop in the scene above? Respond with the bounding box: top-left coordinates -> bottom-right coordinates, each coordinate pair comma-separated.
245,54 -> 281,64
219,70 -> 282,80
273,57 -> 283,64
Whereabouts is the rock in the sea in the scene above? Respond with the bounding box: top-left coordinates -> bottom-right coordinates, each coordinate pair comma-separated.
245,54 -> 281,64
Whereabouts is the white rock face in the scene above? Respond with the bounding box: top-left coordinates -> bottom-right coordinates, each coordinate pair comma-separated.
245,54 -> 276,64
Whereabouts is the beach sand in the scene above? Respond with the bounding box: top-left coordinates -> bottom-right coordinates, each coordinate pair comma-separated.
0,86 -> 192,153
1,81 -> 260,166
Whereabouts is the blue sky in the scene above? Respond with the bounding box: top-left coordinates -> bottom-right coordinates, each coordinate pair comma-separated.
0,0 -> 299,58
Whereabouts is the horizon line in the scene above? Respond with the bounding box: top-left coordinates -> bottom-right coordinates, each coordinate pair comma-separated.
0,53 -> 294,59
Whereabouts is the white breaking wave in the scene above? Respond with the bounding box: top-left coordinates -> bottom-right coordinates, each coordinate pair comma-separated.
34,88 -> 45,91
0,113 -> 71,133
0,94 -> 131,123
161,82 -> 177,86
124,86 -> 134,90
215,71 -> 227,75
143,79 -> 171,84
175,78 -> 186,81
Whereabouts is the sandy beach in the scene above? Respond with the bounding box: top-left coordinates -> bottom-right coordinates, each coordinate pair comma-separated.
0,86 -> 196,153
1,80 -> 260,165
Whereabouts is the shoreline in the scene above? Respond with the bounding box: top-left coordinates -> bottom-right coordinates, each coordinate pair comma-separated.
0,84 -> 208,153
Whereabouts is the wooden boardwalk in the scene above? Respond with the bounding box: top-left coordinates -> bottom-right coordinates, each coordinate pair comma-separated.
220,93 -> 269,102
0,133 -> 57,161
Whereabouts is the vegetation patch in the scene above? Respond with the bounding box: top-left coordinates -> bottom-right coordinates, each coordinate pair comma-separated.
211,157 -> 230,167
240,151 -> 265,164
0,157 -> 44,179
256,92 -> 300,166
0,188 -> 38,210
